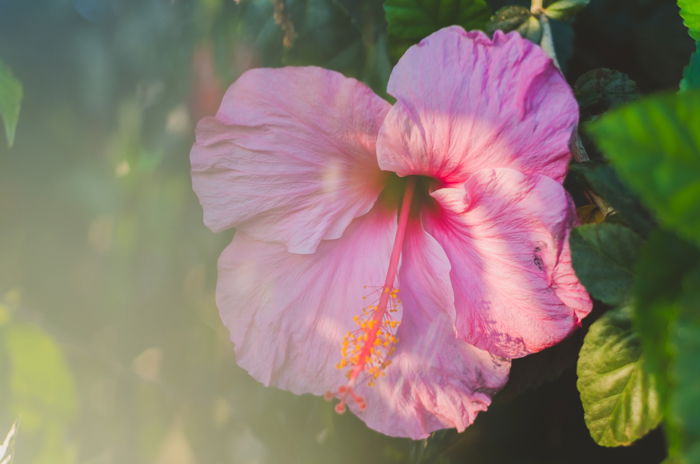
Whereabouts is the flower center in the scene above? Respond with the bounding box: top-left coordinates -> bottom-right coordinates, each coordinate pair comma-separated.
325,177 -> 417,414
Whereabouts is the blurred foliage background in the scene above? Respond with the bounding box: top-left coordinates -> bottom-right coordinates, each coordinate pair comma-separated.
0,0 -> 694,463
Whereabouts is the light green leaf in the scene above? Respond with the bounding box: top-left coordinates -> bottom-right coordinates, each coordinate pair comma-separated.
633,230 -> 699,383
577,307 -> 662,447
632,230 -> 700,462
667,267 -> 700,461
570,223 -> 644,305
0,60 -> 22,147
33,425 -> 78,464
543,0 -> 590,20
2,323 -> 77,463
587,90 -> 700,247
680,43 -> 700,92
678,0 -> 700,41
5,325 -> 76,430
485,6 -> 542,43
384,0 -> 490,60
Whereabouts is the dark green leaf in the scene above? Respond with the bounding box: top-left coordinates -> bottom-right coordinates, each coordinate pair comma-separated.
570,223 -> 644,305
573,68 -> 639,119
0,59 -> 22,147
680,43 -> 700,92
569,162 -> 652,235
384,0 -> 491,60
285,0 -> 390,92
285,0 -> 361,68
543,0 -> 590,20
501,327 -> 583,399
587,90 -> 700,247
548,16 -> 575,70
678,0 -> 700,42
577,307 -> 662,447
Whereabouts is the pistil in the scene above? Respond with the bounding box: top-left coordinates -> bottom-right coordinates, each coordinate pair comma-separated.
328,176 -> 417,414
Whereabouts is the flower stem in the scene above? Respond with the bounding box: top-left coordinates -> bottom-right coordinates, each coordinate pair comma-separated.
531,0 -> 544,14
538,14 -> 561,70
531,0 -> 589,162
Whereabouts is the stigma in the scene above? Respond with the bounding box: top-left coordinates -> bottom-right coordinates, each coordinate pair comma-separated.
325,177 -> 417,414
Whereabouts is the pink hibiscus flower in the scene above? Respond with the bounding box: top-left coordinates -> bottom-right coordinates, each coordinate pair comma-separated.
190,26 -> 592,439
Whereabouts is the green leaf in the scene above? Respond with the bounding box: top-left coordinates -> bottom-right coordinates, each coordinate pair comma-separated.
4,324 -> 77,429
632,230 -> 700,463
384,0 -> 491,60
667,266 -> 700,461
570,223 -> 644,305
485,6 -> 542,43
0,60 -> 22,147
1,323 -> 77,463
587,90 -> 700,248
543,0 -> 590,20
678,0 -> 700,41
573,68 -> 639,119
680,43 -> 700,92
569,162 -> 652,235
485,5 -> 530,33
577,307 -> 662,447
286,0 -> 362,68
633,230 -> 699,391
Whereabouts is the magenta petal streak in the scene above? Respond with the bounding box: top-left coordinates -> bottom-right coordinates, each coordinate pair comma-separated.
377,27 -> 578,184
191,27 -> 592,439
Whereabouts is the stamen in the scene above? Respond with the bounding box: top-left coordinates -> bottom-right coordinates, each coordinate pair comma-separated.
326,177 -> 416,413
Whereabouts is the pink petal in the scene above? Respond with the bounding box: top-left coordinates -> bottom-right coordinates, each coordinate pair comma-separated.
191,67 -> 390,254
376,27 -> 578,184
352,220 -> 510,439
426,168 -> 592,359
216,207 -> 397,396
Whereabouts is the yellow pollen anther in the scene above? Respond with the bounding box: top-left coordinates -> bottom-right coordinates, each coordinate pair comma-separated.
335,285 -> 402,394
